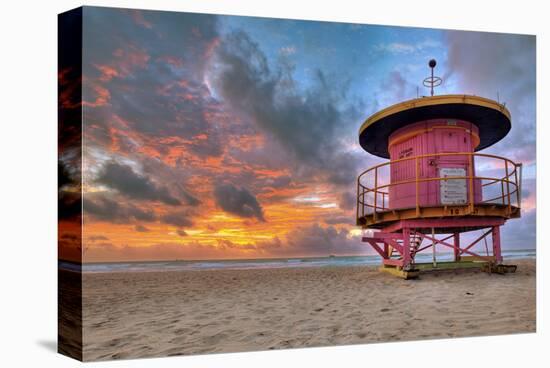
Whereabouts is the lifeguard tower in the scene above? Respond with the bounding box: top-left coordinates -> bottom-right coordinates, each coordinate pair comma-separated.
357,60 -> 522,279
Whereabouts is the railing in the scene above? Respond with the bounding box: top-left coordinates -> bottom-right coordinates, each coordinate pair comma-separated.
356,152 -> 522,222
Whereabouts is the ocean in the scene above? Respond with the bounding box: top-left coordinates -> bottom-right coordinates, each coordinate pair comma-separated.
60,249 -> 536,273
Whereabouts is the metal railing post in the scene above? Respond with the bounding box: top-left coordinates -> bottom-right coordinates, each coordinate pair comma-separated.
373,167 -> 378,221
356,177 -> 360,222
415,156 -> 420,217
468,153 -> 474,213
355,152 -> 521,226
518,163 -> 523,209
505,160 -> 511,215
514,164 -> 520,208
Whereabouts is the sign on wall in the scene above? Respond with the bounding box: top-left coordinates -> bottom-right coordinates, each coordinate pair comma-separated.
440,167 -> 467,205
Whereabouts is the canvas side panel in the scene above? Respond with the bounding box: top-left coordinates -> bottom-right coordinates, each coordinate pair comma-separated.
58,7 -> 83,361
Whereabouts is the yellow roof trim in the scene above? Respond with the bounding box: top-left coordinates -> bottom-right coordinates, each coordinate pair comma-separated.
359,94 -> 511,137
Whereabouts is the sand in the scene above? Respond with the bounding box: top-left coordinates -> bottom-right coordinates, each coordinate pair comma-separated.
80,259 -> 535,361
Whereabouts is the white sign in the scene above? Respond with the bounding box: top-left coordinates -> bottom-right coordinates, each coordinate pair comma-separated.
440,168 -> 467,205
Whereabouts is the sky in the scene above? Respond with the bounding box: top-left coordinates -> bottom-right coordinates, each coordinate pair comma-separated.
58,6 -> 536,262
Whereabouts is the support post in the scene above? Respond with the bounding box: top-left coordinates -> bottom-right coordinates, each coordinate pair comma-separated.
453,232 -> 460,262
432,227 -> 436,267
492,226 -> 503,263
415,157 -> 420,217
373,167 -> 378,221
402,227 -> 411,268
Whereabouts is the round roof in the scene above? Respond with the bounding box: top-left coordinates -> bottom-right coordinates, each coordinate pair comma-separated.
359,94 -> 511,158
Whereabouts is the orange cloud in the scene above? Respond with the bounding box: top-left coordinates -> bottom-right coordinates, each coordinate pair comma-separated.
94,64 -> 119,82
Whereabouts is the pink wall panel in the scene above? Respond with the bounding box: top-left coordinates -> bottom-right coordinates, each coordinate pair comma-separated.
387,119 -> 481,209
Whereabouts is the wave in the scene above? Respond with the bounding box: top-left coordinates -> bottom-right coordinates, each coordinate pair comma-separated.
62,249 -> 535,274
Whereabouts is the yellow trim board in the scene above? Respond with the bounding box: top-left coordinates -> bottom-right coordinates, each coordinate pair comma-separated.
359,94 -> 511,137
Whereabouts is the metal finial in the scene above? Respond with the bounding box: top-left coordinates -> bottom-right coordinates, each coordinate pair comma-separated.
423,59 -> 442,96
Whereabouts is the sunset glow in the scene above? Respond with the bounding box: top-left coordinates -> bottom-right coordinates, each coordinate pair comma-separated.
58,8 -> 536,262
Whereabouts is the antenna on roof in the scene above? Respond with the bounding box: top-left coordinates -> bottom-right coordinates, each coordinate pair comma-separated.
423,59 -> 442,97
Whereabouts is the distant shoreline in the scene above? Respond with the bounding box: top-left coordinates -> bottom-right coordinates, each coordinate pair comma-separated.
60,250 -> 536,274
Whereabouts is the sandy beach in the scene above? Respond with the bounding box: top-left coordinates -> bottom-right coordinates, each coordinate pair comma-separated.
80,259 -> 535,361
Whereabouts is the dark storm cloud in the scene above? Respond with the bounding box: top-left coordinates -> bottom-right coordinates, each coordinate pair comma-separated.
96,161 -> 181,205
160,210 -> 194,228
84,192 -> 200,228
84,194 -> 156,223
213,31 -> 363,186
213,183 -> 265,222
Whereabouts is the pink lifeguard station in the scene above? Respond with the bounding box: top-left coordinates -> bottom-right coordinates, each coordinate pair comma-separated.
357,60 -> 522,279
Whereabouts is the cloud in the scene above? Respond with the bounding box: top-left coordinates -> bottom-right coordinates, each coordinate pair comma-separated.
212,224 -> 367,257
275,224 -> 362,256
380,70 -> 418,103
444,31 -> 536,159
176,229 -> 188,237
500,210 -> 536,250
160,210 -> 194,227
84,241 -> 239,262
279,46 -> 296,55
83,194 -> 156,223
88,235 -> 109,241
58,156 -> 82,221
134,224 -> 150,232
338,191 -> 356,211
323,215 -> 353,225
84,223 -> 369,262
213,30 -> 363,186
96,161 -> 181,205
83,8 -> 224,152
375,39 -> 440,54
213,183 -> 265,222
444,31 -> 536,250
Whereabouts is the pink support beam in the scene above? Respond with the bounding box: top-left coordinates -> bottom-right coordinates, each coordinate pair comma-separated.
362,236 -> 404,256
453,233 -> 460,261
416,232 -> 495,262
458,229 -> 492,256
414,233 -> 454,254
402,227 -> 411,267
492,226 -> 503,263
384,238 -> 405,255
383,259 -> 404,267
361,224 -> 506,270
365,240 -> 387,259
